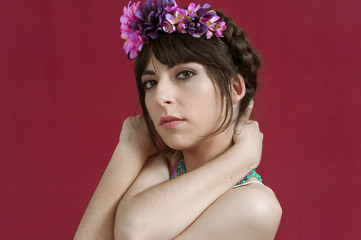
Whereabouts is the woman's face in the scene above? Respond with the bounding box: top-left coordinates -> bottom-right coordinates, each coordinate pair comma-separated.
141,56 -> 226,150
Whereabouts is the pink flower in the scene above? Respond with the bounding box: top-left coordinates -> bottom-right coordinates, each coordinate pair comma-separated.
214,21 -> 227,37
163,20 -> 176,33
165,3 -> 179,13
177,23 -> 186,33
205,30 -> 213,39
165,9 -> 186,24
201,14 -> 222,39
163,8 -> 187,33
187,3 -> 201,17
208,15 -> 220,23
120,0 -> 227,60
124,35 -> 145,60
120,1 -> 140,40
201,15 -> 220,30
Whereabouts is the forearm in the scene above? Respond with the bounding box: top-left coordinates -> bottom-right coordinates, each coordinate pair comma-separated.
114,144 -> 257,240
74,143 -> 147,240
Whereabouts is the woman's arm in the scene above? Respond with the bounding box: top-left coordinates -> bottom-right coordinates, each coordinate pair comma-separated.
174,181 -> 282,240
74,116 -> 157,240
114,119 -> 263,240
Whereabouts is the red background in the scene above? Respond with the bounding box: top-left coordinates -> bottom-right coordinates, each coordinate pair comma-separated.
1,0 -> 360,239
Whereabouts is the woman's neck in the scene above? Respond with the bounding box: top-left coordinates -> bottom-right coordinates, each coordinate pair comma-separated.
182,127 -> 234,172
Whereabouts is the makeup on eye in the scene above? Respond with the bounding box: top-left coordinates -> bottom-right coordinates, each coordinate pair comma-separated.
177,70 -> 195,79
143,80 -> 157,89
141,63 -> 200,90
141,70 -> 157,90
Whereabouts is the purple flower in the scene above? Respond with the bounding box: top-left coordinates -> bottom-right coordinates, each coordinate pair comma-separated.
202,3 -> 211,11
120,0 -> 227,60
184,17 -> 208,37
203,9 -> 218,20
134,0 -> 176,39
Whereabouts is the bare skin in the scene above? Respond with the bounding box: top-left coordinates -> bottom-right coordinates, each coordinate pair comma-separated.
75,59 -> 282,239
113,59 -> 282,239
74,113 -> 266,239
114,121 -> 281,240
74,116 -> 154,239
174,181 -> 282,239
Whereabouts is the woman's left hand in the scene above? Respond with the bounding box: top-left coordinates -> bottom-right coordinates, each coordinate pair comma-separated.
233,100 -> 263,169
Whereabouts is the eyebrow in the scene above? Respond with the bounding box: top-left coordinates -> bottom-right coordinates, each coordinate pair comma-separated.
141,70 -> 156,77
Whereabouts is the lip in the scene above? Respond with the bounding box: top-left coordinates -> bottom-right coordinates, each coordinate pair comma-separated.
160,116 -> 184,129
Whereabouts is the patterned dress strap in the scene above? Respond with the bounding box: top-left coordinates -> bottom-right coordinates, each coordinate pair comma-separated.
169,157 -> 263,188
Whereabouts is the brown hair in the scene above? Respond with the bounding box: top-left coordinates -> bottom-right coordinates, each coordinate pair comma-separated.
134,10 -> 261,149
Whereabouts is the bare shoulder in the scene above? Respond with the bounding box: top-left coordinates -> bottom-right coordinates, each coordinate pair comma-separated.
176,181 -> 282,240
226,183 -> 282,236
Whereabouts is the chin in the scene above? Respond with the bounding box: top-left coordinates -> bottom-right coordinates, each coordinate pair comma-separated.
164,142 -> 188,151
162,137 -> 196,151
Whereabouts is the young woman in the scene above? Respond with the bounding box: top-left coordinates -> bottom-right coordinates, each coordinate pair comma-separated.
75,0 -> 282,239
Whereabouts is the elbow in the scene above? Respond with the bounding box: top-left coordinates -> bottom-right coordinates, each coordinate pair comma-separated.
114,221 -> 146,240
114,228 -> 144,240
115,196 -> 166,240
114,213 -> 160,240
114,206 -> 148,240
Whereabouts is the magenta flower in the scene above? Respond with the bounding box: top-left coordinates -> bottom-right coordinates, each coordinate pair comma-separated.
165,9 -> 186,24
208,15 -> 220,23
187,3 -> 201,17
163,20 -> 176,33
124,35 -> 145,60
205,29 -> 212,39
120,1 -> 140,40
214,21 -> 227,37
120,0 -> 227,60
120,1 -> 147,59
201,13 -> 221,39
165,2 -> 178,13
177,23 -> 186,32
163,8 -> 187,33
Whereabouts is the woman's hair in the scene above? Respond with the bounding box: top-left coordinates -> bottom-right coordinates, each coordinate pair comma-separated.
134,10 -> 261,149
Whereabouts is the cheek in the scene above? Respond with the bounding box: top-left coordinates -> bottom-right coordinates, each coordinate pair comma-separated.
200,83 -> 221,107
144,94 -> 153,113
191,85 -> 223,121
144,95 -> 156,121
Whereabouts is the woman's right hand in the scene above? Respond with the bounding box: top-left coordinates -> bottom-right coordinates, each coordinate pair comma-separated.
233,100 -> 263,169
119,115 -> 165,158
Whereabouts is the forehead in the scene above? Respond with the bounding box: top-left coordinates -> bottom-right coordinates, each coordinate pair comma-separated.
144,54 -> 165,72
143,54 -> 206,74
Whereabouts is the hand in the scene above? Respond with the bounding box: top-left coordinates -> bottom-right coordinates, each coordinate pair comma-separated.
233,100 -> 263,169
119,115 -> 164,158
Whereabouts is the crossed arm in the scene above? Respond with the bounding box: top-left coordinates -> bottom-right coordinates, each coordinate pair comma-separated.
73,143 -> 147,239
114,141 -> 260,239
74,117 -> 152,239
114,130 -> 281,240
75,115 -> 280,239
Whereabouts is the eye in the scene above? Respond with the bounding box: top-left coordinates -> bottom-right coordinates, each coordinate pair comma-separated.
143,80 -> 157,90
177,70 -> 194,79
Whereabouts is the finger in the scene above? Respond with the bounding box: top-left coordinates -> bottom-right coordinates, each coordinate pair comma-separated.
243,99 -> 254,121
237,99 -> 254,127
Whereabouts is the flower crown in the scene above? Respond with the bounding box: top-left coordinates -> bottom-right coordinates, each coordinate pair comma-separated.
120,0 -> 227,60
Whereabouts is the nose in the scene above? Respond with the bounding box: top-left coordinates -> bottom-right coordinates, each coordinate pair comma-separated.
154,77 -> 175,106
